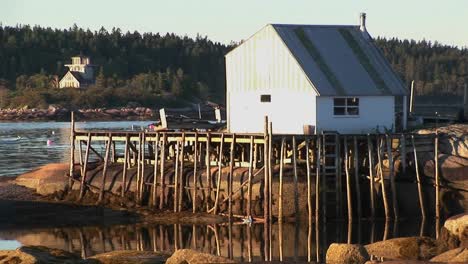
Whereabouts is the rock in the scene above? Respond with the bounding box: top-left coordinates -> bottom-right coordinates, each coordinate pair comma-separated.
15,163 -> 70,195
423,154 -> 468,181
166,249 -> 236,264
430,247 -> 468,262
417,124 -> 468,159
0,246 -> 83,263
442,213 -> 468,248
365,237 -> 445,260
326,243 -> 369,264
89,250 -> 168,264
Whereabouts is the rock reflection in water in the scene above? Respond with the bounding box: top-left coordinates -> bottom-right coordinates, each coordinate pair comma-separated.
0,219 -> 434,262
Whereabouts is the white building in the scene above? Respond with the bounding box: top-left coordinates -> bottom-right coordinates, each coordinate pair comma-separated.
225,14 -> 408,134
59,56 -> 95,88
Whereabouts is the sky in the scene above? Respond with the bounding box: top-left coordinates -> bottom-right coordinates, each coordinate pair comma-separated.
2,0 -> 467,48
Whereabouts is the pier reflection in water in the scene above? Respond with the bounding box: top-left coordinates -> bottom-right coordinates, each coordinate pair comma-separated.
0,219 -> 435,262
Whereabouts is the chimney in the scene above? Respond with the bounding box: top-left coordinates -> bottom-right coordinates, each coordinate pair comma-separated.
359,12 -> 367,32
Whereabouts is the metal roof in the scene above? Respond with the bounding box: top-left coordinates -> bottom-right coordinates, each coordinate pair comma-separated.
272,24 -> 407,96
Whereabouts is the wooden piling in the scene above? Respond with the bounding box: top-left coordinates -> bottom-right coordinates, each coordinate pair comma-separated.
353,136 -> 362,219
400,134 -> 407,174
174,139 -> 180,212
121,135 -> 129,197
367,135 -> 376,219
411,135 -> 426,219
140,133 -> 146,203
136,134 -> 142,201
386,134 -> 399,219
378,137 -> 390,219
159,133 -> 167,209
178,133 -> 185,212
213,133 -> 224,214
279,137 -> 285,223
69,112 -> 75,187
344,136 -> 353,221
192,132 -> 199,213
206,133 -> 211,212
435,132 -> 440,220
315,135 -> 321,223
79,133 -> 91,200
306,138 -> 312,223
228,134 -> 235,219
263,116 -> 269,223
247,136 -> 254,217
152,133 -> 160,207
292,136 -> 299,218
268,123 -> 273,223
99,133 -> 112,202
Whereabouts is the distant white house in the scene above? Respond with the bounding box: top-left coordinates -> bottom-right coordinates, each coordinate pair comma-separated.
59,56 -> 95,88
225,14 -> 408,134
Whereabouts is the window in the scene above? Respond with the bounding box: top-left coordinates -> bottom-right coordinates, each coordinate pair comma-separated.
333,97 -> 359,116
260,94 -> 271,103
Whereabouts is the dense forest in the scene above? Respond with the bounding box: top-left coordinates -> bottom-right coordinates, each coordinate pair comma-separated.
0,24 -> 467,109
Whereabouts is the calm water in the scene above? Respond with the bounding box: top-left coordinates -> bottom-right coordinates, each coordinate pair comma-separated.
0,121 -> 151,177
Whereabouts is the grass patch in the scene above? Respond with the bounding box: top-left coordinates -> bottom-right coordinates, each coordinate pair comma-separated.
339,28 -> 391,94
294,27 -> 345,95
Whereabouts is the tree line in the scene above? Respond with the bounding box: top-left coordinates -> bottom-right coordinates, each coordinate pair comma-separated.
0,24 -> 466,109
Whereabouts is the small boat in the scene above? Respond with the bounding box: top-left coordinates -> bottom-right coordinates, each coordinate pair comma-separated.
0,136 -> 22,144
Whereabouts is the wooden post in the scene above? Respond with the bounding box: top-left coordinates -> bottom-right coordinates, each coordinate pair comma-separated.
159,133 -> 167,209
353,136 -> 362,220
367,135 -> 376,219
247,136 -> 254,217
344,136 -> 353,221
435,133 -> 440,220
206,133 -> 211,212
306,138 -> 312,223
263,116 -> 269,223
140,133 -> 146,203
213,133 -> 224,214
411,135 -> 426,219
409,80 -> 415,113
192,132 -> 198,213
152,133 -> 160,207
228,134 -> 235,219
268,122 -> 273,222
99,133 -> 112,202
79,133 -> 91,200
121,134 -> 129,197
386,134 -> 399,219
69,112 -> 75,187
315,135 -> 321,223
378,137 -> 390,219
178,133 -> 185,212
136,134 -> 142,201
292,136 -> 299,217
278,137 -> 285,223
174,139 -> 180,212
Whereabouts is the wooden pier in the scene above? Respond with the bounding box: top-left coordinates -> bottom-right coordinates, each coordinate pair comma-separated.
68,115 -> 441,224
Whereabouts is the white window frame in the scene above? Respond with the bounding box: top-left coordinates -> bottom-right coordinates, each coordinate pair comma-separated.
333,97 -> 360,117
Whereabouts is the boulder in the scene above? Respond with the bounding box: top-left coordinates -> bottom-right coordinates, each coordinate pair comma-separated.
365,237 -> 445,260
15,163 -> 70,195
0,246 -> 83,263
326,243 -> 369,264
442,213 -> 468,248
423,154 -> 468,181
166,249 -> 236,264
417,124 -> 468,159
89,250 -> 168,264
430,247 -> 468,262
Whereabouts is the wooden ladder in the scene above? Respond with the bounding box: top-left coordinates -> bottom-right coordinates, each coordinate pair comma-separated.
321,132 -> 343,220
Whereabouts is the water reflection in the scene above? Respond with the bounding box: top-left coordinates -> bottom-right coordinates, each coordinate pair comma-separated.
0,219 -> 434,262
0,121 -> 151,177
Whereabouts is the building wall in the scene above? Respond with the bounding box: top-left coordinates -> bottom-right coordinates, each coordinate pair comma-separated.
226,25 -> 318,134
316,96 -> 395,133
228,89 -> 317,134
59,72 -> 80,88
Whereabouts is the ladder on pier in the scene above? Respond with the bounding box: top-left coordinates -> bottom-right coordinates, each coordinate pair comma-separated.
321,132 -> 343,220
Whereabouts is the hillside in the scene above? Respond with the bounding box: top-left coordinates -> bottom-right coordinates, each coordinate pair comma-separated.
0,24 -> 467,109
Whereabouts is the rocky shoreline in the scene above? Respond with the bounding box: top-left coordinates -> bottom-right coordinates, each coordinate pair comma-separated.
0,106 -> 155,121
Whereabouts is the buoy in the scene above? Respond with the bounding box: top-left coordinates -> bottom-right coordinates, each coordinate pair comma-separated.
47,139 -> 53,146
51,131 -> 55,135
